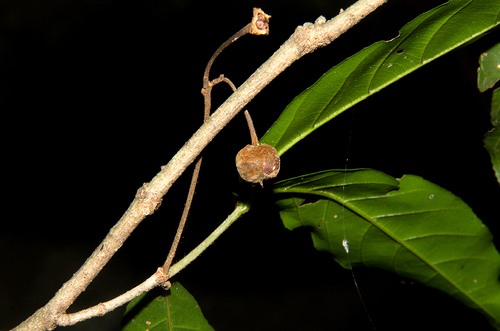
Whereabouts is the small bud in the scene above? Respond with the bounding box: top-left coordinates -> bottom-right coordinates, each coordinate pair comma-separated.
236,144 -> 280,187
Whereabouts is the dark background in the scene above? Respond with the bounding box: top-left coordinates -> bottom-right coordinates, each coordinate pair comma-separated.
1,0 -> 499,330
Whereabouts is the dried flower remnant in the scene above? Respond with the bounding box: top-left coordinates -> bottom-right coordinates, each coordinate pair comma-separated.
250,8 -> 271,35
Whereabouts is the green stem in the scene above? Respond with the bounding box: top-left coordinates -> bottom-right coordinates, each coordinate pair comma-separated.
168,198 -> 252,278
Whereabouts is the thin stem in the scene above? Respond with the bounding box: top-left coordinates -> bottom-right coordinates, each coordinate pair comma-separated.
202,25 -> 250,121
168,199 -> 252,278
203,24 -> 251,91
243,110 -> 259,146
210,75 -> 237,93
162,157 -> 202,276
56,272 -> 160,326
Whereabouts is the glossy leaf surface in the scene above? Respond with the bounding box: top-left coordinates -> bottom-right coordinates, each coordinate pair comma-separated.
485,124 -> 500,185
121,282 -> 214,331
273,169 -> 500,327
479,42 -> 500,184
493,89 -> 500,126
478,42 -> 500,93
261,0 -> 500,154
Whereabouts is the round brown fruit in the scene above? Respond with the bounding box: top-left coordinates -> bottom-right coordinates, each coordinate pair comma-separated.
235,144 -> 280,186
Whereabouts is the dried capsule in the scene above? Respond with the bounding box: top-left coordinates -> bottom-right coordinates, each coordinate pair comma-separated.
236,143 -> 280,187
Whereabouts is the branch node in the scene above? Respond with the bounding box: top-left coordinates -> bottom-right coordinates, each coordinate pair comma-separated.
315,16 -> 327,24
135,183 -> 163,216
96,303 -> 106,317
155,267 -> 171,289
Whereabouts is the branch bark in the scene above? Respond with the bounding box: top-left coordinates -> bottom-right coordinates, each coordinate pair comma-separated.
11,1 -> 386,330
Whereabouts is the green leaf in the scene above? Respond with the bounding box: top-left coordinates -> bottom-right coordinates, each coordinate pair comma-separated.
485,88 -> 500,184
121,282 -> 214,331
273,169 -> 500,327
485,126 -> 500,184
492,88 -> 500,125
478,42 -> 500,93
261,0 -> 500,154
479,42 -> 500,184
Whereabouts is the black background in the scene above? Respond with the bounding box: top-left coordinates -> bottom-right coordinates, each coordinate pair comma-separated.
1,0 -> 499,330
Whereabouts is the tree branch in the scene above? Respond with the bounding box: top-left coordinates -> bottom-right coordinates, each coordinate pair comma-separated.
11,1 -> 386,330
